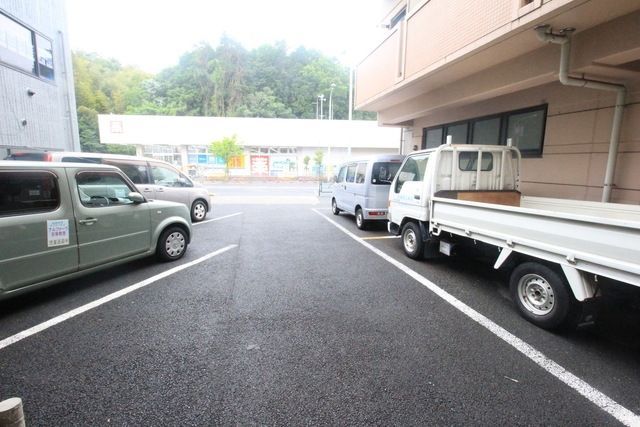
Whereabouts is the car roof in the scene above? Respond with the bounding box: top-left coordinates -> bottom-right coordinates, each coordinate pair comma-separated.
0,160 -> 120,170
7,150 -> 174,165
339,154 -> 405,164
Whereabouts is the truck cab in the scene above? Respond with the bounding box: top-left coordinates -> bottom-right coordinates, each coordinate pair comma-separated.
388,144 -> 520,235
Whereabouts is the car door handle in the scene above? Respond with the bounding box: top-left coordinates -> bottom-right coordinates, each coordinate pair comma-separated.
156,188 -> 164,192
79,218 -> 98,225
414,195 -> 421,200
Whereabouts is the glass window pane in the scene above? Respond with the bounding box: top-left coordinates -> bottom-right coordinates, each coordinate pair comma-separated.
35,34 -> 53,80
355,162 -> 366,183
0,14 -> 35,73
371,161 -> 402,185
103,160 -> 150,185
425,128 -> 443,149
345,164 -> 357,183
445,123 -> 468,144
151,164 -> 181,186
0,172 -> 59,216
394,155 -> 429,193
336,166 -> 346,183
76,172 -> 134,207
507,109 -> 545,155
472,117 -> 500,145
459,152 -> 493,171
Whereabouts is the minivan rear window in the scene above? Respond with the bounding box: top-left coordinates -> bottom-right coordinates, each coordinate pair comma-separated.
0,171 -> 60,216
371,161 -> 402,185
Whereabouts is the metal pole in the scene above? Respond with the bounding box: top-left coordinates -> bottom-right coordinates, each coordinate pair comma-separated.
329,83 -> 336,120
348,67 -> 354,121
0,398 -> 25,427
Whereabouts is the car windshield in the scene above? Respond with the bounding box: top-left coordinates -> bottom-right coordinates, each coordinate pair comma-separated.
371,161 -> 402,185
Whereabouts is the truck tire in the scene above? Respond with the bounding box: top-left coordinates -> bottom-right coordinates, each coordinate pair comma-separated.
331,198 -> 341,215
509,262 -> 580,330
157,226 -> 188,262
355,208 -> 367,230
402,222 -> 423,259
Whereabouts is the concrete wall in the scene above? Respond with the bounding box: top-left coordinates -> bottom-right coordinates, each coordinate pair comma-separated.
0,0 -> 79,152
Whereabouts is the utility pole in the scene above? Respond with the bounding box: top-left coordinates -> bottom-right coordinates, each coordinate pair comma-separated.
328,83 -> 336,120
318,94 -> 326,119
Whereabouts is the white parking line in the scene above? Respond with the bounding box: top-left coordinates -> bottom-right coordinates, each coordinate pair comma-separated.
194,212 -> 243,225
0,245 -> 238,351
313,209 -> 640,427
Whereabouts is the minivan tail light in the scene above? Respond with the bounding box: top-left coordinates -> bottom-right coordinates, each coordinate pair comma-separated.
44,153 -> 52,162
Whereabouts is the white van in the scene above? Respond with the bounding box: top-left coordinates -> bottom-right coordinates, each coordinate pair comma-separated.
331,154 -> 404,229
5,151 -> 211,222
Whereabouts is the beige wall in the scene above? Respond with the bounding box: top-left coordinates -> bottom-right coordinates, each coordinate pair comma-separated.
410,81 -> 640,204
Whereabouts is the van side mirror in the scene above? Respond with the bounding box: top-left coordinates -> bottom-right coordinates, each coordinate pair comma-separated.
128,192 -> 145,203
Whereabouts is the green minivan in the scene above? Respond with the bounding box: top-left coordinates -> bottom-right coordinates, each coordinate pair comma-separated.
0,161 -> 193,300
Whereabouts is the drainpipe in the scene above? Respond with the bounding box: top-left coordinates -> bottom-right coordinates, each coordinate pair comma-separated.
535,25 -> 626,203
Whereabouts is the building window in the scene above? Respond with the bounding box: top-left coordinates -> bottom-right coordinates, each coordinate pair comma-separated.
0,12 -> 55,81
422,105 -> 547,157
471,117 -> 501,145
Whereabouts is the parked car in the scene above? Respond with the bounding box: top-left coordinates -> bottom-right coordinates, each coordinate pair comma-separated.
0,161 -> 192,300
5,151 -> 211,222
331,154 -> 405,229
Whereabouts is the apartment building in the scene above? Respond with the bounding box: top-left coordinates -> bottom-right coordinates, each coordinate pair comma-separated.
355,0 -> 640,204
0,1 -> 80,158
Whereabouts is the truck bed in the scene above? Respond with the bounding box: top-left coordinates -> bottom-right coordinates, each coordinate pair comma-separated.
430,195 -> 640,287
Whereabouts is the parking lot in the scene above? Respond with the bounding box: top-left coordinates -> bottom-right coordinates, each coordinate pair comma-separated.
1,183 -> 639,425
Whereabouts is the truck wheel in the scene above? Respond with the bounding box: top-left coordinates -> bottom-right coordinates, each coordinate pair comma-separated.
509,262 -> 579,330
191,200 -> 208,222
355,208 -> 367,230
331,198 -> 341,215
402,222 -> 423,259
157,226 -> 188,262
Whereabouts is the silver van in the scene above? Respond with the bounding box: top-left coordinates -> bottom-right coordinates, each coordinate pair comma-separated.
331,154 -> 404,229
6,151 -> 211,222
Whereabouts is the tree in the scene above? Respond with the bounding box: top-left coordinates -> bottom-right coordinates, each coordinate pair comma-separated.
313,150 -> 324,177
303,155 -> 311,174
209,135 -> 243,177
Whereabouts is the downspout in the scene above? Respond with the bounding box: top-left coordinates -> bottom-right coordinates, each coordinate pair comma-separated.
535,25 -> 626,202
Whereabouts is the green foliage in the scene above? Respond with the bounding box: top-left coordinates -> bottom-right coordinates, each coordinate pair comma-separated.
313,150 -> 324,166
73,36 -> 377,153
209,135 -> 243,176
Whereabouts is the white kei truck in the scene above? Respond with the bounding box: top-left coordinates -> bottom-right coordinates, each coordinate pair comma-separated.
388,143 -> 640,330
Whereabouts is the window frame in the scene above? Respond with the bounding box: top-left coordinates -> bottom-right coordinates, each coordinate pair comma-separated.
0,11 -> 55,82
0,170 -> 60,217
75,170 -> 137,208
421,104 -> 547,158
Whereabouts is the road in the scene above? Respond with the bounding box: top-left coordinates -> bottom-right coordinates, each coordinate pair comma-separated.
1,183 -> 639,426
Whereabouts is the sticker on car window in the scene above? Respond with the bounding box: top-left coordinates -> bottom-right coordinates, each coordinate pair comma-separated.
47,219 -> 69,247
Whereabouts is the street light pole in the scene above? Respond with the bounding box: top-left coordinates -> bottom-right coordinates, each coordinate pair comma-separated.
348,67 -> 353,121
328,83 -> 336,120
318,94 -> 325,119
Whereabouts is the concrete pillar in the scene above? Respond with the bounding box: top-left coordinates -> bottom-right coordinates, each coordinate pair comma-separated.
0,398 -> 25,427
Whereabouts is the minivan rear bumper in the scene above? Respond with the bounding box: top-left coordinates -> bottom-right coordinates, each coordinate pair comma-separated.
364,208 -> 388,220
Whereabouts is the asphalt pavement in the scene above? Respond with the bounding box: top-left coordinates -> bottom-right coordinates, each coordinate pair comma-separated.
1,183 -> 639,426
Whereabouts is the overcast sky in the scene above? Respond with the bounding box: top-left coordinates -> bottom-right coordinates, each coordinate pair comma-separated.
65,0 -> 384,73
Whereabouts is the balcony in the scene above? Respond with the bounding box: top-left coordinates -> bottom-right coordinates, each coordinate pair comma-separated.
355,0 -> 640,124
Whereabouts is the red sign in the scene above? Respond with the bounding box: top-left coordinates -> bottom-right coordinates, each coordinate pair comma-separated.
250,155 -> 269,176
